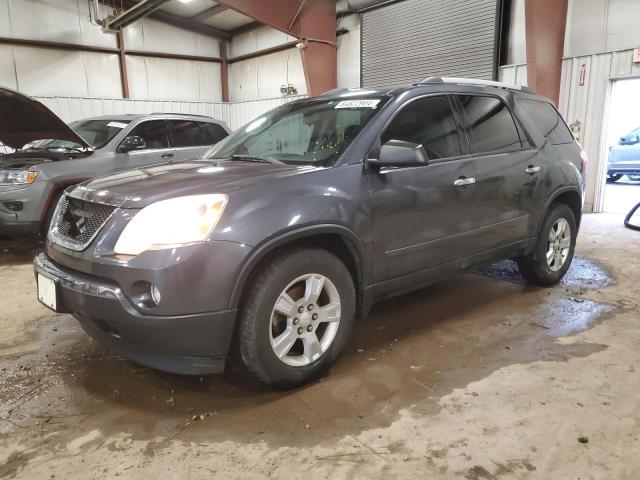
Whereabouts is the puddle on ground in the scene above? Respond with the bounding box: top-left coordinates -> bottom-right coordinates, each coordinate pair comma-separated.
474,256 -> 613,290
0,255 -> 615,454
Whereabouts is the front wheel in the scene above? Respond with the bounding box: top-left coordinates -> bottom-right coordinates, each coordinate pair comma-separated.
235,248 -> 355,389
517,203 -> 577,286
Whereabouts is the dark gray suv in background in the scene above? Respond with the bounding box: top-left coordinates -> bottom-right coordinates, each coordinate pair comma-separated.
35,77 -> 587,388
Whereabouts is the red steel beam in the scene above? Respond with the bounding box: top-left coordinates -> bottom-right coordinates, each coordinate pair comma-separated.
216,0 -> 336,96
525,0 -> 568,104
220,41 -> 229,102
116,30 -> 129,98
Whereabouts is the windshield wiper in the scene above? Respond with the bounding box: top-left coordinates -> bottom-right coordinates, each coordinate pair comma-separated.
229,154 -> 282,164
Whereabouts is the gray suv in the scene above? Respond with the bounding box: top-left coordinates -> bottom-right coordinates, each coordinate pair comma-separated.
34,77 -> 586,388
0,87 -> 230,238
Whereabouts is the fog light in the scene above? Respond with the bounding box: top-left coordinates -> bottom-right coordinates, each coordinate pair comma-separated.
131,281 -> 162,308
3,201 -> 23,211
151,285 -> 162,305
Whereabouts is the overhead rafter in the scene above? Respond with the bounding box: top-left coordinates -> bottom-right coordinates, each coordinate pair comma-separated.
98,0 -> 231,40
102,0 -> 170,31
190,4 -> 228,22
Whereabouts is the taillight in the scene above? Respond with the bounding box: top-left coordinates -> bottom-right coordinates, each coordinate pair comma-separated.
579,148 -> 588,174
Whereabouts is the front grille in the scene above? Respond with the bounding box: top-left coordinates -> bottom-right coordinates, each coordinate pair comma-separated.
51,195 -> 116,251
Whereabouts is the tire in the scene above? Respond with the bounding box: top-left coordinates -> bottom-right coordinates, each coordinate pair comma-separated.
607,173 -> 623,183
517,203 -> 577,286
41,190 -> 63,240
628,175 -> 640,182
235,247 -> 356,389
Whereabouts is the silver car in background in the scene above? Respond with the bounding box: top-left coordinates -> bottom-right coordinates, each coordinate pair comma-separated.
0,87 -> 231,238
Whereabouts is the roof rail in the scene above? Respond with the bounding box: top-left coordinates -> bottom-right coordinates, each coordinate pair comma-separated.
414,76 -> 533,93
149,112 -> 212,118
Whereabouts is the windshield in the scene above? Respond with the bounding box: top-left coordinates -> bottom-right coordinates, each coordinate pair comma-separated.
205,97 -> 387,166
23,119 -> 130,151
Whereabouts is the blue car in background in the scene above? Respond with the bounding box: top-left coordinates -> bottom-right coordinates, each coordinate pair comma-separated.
608,126 -> 640,182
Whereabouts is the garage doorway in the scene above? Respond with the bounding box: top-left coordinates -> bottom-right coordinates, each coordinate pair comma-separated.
602,77 -> 640,214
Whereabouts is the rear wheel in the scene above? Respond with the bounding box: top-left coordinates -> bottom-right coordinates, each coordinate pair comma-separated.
235,248 -> 355,389
517,203 -> 577,286
607,173 -> 623,183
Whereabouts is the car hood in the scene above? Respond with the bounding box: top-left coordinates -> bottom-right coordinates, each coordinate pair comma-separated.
0,87 -> 91,150
69,159 -> 315,208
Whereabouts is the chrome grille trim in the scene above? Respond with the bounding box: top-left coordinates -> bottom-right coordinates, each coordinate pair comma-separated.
49,194 -> 117,251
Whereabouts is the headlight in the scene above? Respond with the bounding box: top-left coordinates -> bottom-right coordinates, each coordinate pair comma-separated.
114,194 -> 228,256
0,170 -> 37,185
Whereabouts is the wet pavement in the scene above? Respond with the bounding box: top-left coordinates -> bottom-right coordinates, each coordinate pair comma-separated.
0,213 -> 638,479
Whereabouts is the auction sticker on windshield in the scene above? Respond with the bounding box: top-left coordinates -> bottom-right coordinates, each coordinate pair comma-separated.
107,121 -> 128,129
335,99 -> 381,109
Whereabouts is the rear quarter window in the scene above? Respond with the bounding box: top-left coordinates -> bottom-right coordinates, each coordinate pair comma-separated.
517,99 -> 574,145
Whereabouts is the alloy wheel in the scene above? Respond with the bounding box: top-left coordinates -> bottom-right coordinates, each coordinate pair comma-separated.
269,274 -> 341,367
546,218 -> 571,271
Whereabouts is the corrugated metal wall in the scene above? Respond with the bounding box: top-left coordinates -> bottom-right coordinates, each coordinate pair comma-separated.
501,49 -> 640,213
361,0 -> 499,88
33,95 -> 306,131
498,63 -> 528,86
559,49 -> 640,213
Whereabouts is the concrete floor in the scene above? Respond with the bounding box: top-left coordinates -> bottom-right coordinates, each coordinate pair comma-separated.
0,213 -> 638,479
604,178 -> 640,214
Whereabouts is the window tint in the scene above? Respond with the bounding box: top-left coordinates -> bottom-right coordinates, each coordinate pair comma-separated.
458,95 -> 522,154
518,99 -> 574,145
170,120 -> 205,147
381,95 -> 462,159
127,120 -> 169,150
201,122 -> 228,145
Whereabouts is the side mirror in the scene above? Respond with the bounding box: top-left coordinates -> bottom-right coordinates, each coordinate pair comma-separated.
368,139 -> 429,169
118,136 -> 146,153
630,135 -> 639,145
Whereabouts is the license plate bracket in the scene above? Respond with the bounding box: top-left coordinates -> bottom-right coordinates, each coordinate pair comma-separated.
37,273 -> 58,311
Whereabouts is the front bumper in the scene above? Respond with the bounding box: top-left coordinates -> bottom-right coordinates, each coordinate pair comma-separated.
34,253 -> 237,375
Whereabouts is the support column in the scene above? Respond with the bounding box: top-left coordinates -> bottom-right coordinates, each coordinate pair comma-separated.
219,41 -> 229,102
215,0 -> 336,96
525,0 -> 568,104
116,30 -> 129,99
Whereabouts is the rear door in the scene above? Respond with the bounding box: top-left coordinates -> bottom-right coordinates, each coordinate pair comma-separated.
118,120 -> 173,168
454,94 -> 539,254
369,94 -> 479,284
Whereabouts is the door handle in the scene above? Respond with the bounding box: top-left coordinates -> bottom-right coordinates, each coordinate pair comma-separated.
161,153 -> 175,158
453,176 -> 476,187
525,165 -> 541,174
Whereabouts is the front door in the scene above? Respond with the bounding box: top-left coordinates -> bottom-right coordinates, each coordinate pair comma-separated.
368,95 -> 479,284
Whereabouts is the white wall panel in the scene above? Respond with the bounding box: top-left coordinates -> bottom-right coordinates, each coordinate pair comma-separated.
230,25 -> 295,57
229,49 -> 306,102
558,49 -> 640,212
337,14 -> 361,88
498,63 -> 528,86
0,44 -> 18,90
126,56 -> 222,101
506,0 -> 526,65
564,0 -> 640,57
123,18 -> 220,57
2,0 -> 116,48
31,95 -> 304,131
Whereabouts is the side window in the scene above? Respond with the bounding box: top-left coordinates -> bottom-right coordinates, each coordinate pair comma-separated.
170,120 -> 205,147
458,95 -> 522,154
381,95 -> 462,159
201,123 -> 229,145
517,99 -> 574,145
127,120 -> 169,150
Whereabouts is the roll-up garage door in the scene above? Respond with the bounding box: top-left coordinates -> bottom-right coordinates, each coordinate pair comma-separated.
362,0 -> 499,88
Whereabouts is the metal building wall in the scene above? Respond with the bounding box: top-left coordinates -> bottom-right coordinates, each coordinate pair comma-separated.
361,0 -> 499,88
33,95 -> 305,131
558,49 -> 640,213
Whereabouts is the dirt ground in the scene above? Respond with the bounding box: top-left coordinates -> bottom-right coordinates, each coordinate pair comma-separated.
0,213 -> 638,479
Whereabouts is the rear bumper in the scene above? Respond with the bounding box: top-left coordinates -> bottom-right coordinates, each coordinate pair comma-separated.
34,253 -> 237,375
